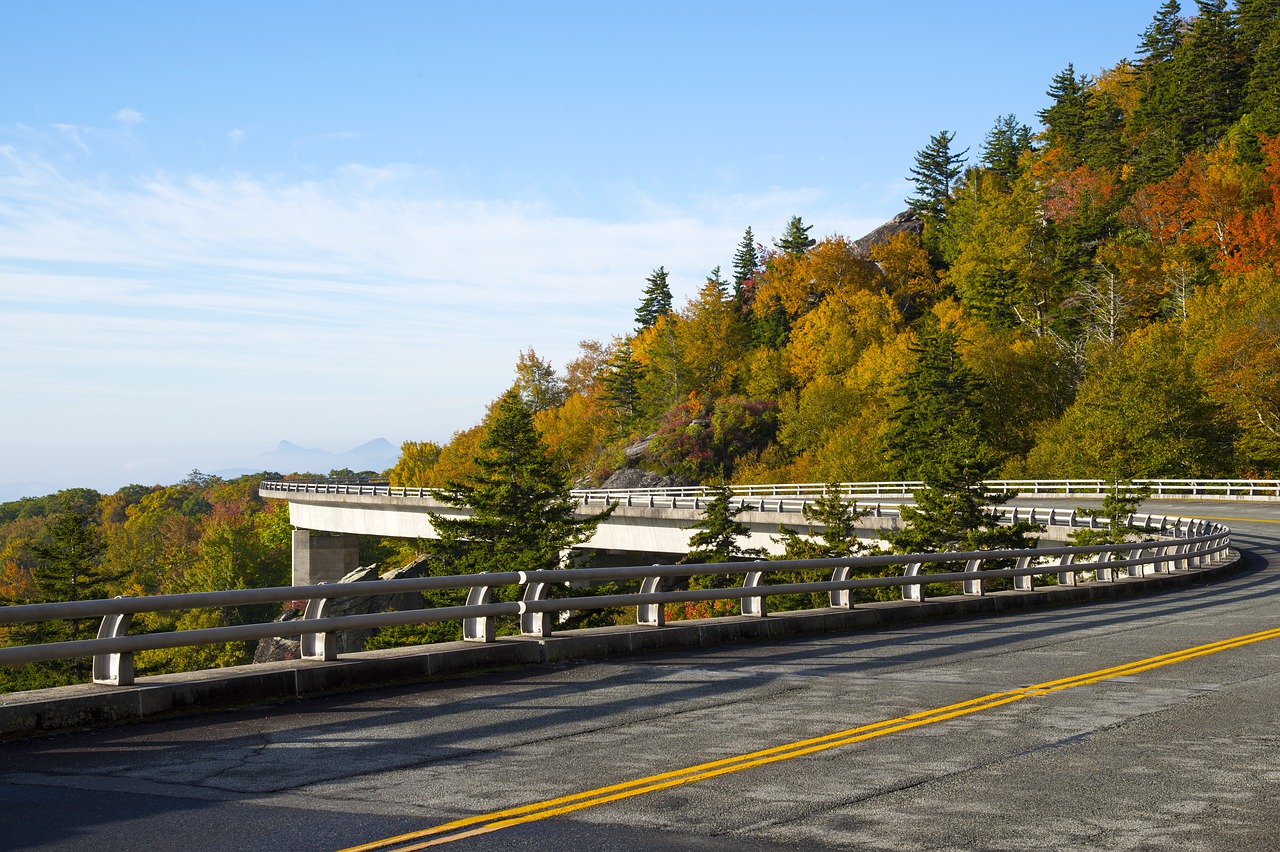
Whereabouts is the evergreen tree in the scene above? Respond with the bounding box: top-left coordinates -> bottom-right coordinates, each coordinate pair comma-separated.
601,338 -> 642,429
906,131 -> 968,222
774,216 -> 816,256
882,319 -> 1037,555
1239,0 -> 1280,137
7,493 -> 121,683
706,265 -> 729,298
775,486 -> 869,559
1178,0 -> 1245,150
884,320 -> 993,485
635,266 -> 673,332
979,114 -> 1032,180
427,389 -> 613,580
732,226 -> 760,306
682,486 -> 764,566
1070,480 -> 1154,546
1039,64 -> 1090,160
1136,0 -> 1184,66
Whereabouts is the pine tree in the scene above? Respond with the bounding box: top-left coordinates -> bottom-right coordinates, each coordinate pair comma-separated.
882,319 -> 1037,555
1039,65 -> 1090,160
10,493 -> 121,683
634,266 -> 673,332
427,389 -> 613,579
775,486 -> 869,559
774,216 -> 816,256
706,265 -> 729,298
1239,0 -> 1280,136
1178,0 -> 1245,150
906,131 -> 967,221
681,485 -> 763,567
979,114 -> 1032,179
732,226 -> 760,306
601,338 -> 642,429
1136,0 -> 1184,66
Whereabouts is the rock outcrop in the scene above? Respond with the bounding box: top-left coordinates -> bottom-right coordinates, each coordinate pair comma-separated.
252,556 -> 438,663
850,209 -> 924,257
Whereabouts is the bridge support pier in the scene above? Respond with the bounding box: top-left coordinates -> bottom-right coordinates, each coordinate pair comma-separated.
292,530 -> 360,585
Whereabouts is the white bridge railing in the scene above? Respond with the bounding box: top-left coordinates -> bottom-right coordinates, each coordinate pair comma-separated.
260,478 -> 1280,502
0,512 -> 1232,688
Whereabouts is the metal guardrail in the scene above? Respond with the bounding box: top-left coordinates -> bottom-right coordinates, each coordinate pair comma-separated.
0,512 -> 1231,688
259,478 -> 1280,501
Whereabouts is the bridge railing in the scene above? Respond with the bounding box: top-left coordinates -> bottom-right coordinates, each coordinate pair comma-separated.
259,478 -> 1280,502
0,513 -> 1232,689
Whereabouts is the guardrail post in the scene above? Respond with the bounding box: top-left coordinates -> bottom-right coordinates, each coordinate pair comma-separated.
301,594 -> 337,661
637,573 -> 665,626
902,562 -> 925,602
463,584 -> 495,643
92,607 -> 134,686
962,558 -> 984,595
1013,555 -> 1033,591
1057,552 -> 1077,585
741,569 -> 768,617
829,565 -> 854,608
520,582 -> 551,637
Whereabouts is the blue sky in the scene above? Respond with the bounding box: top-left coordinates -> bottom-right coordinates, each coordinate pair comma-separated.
1,1 -> 1160,497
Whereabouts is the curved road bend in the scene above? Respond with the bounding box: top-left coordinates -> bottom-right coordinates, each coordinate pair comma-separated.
3,500 -> 1279,851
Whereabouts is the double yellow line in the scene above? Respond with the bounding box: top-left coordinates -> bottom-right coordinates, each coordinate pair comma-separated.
342,624 -> 1280,851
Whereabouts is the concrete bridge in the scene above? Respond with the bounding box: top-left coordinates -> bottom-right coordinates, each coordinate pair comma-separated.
262,478 -> 1272,584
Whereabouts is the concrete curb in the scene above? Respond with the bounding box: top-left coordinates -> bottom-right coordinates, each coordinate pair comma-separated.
0,552 -> 1242,740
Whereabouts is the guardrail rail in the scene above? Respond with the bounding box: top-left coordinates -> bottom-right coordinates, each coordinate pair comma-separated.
0,511 -> 1232,688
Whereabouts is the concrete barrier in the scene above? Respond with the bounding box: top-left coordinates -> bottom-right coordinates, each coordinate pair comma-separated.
0,549 -> 1241,741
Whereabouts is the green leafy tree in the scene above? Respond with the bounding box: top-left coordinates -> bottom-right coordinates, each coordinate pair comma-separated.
774,216 -> 816,256
514,347 -> 566,413
635,266 -> 673,331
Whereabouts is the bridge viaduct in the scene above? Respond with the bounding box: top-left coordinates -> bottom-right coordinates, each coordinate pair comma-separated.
0,486 -> 1277,849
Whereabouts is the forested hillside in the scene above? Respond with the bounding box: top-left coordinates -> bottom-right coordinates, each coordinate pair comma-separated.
391,0 -> 1280,491
4,0 -> 1279,690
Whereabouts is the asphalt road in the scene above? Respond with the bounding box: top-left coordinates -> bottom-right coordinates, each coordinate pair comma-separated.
2,499 -> 1279,851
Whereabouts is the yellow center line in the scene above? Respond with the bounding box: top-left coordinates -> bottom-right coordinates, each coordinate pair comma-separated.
341,625 -> 1280,852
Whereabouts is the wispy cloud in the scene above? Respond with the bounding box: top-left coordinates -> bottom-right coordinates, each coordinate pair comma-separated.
113,108 -> 145,126
0,132 -> 895,477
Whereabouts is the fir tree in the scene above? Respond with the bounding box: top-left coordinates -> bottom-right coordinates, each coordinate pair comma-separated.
1136,0 -> 1184,66
732,226 -> 760,306
682,485 -> 764,567
1070,480 -> 1154,546
906,131 -> 967,222
1039,64 -> 1090,160
774,216 -> 816,256
428,389 -> 613,580
601,339 -> 642,429
634,266 -> 673,332
979,114 -> 1032,179
775,486 -> 869,559
883,319 -> 1037,555
1178,0 -> 1245,150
